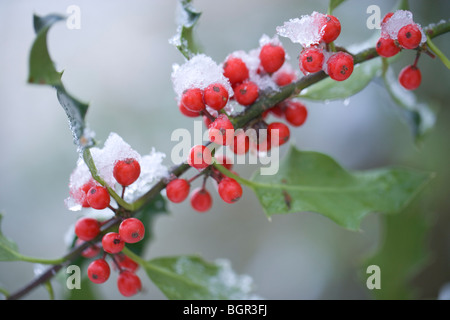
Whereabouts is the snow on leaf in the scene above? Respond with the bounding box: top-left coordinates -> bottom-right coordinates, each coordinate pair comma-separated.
65,133 -> 169,210
144,255 -> 261,300
276,12 -> 326,47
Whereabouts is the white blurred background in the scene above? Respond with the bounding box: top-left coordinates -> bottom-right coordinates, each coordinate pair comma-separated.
0,0 -> 449,300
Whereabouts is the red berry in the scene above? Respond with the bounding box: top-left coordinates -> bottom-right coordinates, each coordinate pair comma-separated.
376,36 -> 401,58
259,43 -> 286,74
326,52 -> 354,81
269,103 -> 285,118
208,114 -> 235,146
218,178 -> 243,204
87,258 -> 110,284
233,81 -> 259,106
179,103 -> 200,117
190,188 -> 212,212
102,232 -> 125,254
76,238 -> 101,258
117,271 -> 142,297
113,158 -> 141,187
273,70 -> 296,86
230,129 -> 250,155
268,122 -> 290,147
204,83 -> 229,111
397,24 -> 422,49
398,65 -> 421,90
382,12 -> 394,25
187,145 -> 212,170
223,57 -> 249,86
203,115 -> 213,128
180,88 -> 205,112
321,15 -> 341,44
119,218 -> 145,244
300,47 -> 324,73
75,217 -> 101,241
114,254 -> 139,273
86,186 -> 110,210
166,179 -> 190,203
284,101 -> 308,127
78,180 -> 96,208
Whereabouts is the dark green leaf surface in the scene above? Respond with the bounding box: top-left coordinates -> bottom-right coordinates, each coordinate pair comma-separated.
383,66 -> 437,145
362,199 -> 430,299
299,57 -> 382,101
328,0 -> 347,14
170,0 -> 202,59
249,146 -> 433,230
144,256 -> 256,300
28,14 -> 64,86
28,14 -> 93,151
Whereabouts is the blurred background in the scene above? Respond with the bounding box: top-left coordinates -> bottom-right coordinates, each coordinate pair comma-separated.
0,0 -> 449,300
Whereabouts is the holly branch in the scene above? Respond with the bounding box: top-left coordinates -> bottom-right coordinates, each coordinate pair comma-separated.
3,7 -> 449,299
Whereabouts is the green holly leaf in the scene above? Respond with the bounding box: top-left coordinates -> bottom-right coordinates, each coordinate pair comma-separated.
248,146 -> 433,230
299,57 -> 382,101
28,14 -> 65,86
361,199 -> 430,299
383,66 -> 438,145
0,213 -> 22,261
328,0 -> 347,14
28,14 -> 93,151
170,0 -> 202,59
143,255 -> 257,300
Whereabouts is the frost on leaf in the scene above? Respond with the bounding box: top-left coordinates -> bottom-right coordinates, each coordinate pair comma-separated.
208,259 -> 262,300
276,12 -> 326,47
65,132 -> 169,210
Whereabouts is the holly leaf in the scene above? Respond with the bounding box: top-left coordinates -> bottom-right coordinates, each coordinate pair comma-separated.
144,256 -> 257,300
28,14 -> 93,151
65,277 -> 100,300
28,14 -> 65,86
249,146 -> 433,230
328,0 -> 347,14
169,0 -> 202,59
0,213 -> 22,261
383,66 -> 438,145
299,57 -> 382,101
361,198 -> 430,299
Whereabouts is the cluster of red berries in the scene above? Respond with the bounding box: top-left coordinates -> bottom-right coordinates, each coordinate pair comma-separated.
72,158 -> 141,210
376,10 -> 425,90
172,37 -> 313,213
178,38 -> 288,116
299,14 -> 354,81
73,157 -> 145,297
172,22 -> 318,213
166,154 -> 242,212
